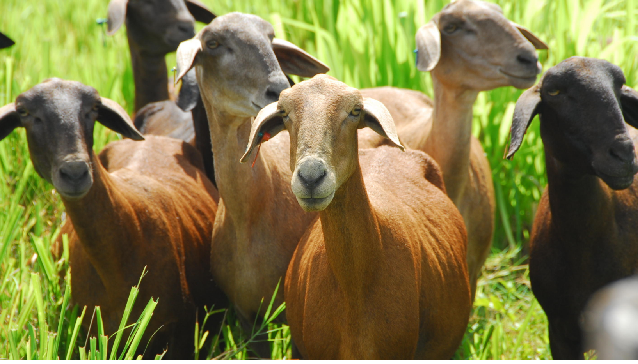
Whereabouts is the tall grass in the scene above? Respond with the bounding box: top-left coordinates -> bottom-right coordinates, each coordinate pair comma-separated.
1,0 -> 637,359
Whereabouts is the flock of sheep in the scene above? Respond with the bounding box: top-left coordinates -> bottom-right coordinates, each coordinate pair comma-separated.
1,0 -> 638,360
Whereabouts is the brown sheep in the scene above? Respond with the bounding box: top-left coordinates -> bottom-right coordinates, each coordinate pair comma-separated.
0,79 -> 226,358
242,74 -> 471,359
358,0 -> 547,299
506,57 -> 638,359
174,12 -> 329,357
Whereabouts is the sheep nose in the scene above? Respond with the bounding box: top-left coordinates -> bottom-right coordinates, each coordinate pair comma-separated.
516,53 -> 537,66
609,140 -> 637,164
59,161 -> 90,184
174,21 -> 195,37
297,159 -> 327,190
265,83 -> 288,103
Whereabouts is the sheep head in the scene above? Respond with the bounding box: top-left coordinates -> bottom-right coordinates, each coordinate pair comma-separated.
0,79 -> 143,199
507,57 -> 638,190
241,74 -> 403,211
175,12 -> 329,120
416,0 -> 547,90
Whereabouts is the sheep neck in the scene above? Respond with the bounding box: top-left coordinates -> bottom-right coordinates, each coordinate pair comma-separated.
128,36 -> 170,113
420,76 -> 478,204
320,165 -> 383,304
60,151 -> 136,291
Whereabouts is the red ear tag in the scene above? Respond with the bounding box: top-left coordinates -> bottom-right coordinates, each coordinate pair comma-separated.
251,132 -> 272,168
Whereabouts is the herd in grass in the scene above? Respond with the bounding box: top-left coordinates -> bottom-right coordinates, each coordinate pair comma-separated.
1,0 -> 638,360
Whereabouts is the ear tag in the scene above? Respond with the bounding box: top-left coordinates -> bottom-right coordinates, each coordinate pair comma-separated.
251,131 -> 271,168
414,49 -> 418,65
96,18 -> 108,47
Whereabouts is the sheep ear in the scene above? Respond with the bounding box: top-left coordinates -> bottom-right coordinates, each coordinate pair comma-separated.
360,97 -> 404,151
620,85 -> 638,129
506,85 -> 541,159
0,103 -> 21,141
186,0 -> 216,24
240,102 -> 285,163
176,39 -> 202,84
106,0 -> 128,36
272,39 -> 330,78
98,97 -> 144,140
176,69 -> 200,112
511,22 -> 548,50
0,32 -> 15,49
415,21 -> 441,72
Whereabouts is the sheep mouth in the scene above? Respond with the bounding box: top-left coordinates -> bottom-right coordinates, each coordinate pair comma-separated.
498,69 -> 538,83
296,193 -> 335,212
596,171 -> 635,190
251,102 -> 265,111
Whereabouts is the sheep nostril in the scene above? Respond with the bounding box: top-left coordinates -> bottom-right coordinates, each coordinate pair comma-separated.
298,167 -> 327,189
517,54 -> 535,66
60,162 -> 89,183
609,144 -> 636,163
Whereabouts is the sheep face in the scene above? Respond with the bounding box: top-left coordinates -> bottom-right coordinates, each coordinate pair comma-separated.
416,0 -> 546,91
241,75 -> 403,212
107,0 -> 215,56
0,79 -> 143,199
176,13 -> 291,119
508,57 -> 638,190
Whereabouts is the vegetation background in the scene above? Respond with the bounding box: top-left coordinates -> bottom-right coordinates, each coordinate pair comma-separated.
1,0 -> 636,359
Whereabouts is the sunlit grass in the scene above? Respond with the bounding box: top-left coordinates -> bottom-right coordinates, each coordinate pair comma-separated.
1,0 -> 637,359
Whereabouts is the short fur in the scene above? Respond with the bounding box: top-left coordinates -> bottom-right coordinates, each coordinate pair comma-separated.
357,0 -> 547,299
174,12 -> 329,357
506,57 -> 638,359
245,75 -> 471,359
0,79 -> 226,359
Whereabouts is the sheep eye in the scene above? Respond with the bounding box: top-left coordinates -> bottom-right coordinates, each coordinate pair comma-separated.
350,107 -> 362,117
92,104 -> 100,111
548,90 -> 560,96
17,107 -> 28,117
207,40 -> 219,49
443,24 -> 459,34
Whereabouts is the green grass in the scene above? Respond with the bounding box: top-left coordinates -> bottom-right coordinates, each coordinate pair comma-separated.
1,0 -> 637,359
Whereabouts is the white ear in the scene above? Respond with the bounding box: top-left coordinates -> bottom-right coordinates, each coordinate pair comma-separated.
175,39 -> 202,84
415,21 -> 441,72
240,102 -> 285,163
106,0 -> 128,35
361,97 -> 404,151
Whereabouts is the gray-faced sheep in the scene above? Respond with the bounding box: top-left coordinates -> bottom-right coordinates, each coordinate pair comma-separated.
506,57 -> 638,359
0,79 -> 226,359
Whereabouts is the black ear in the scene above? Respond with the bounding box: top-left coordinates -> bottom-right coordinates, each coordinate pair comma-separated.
0,32 -> 15,49
186,0 -> 216,24
176,69 -> 200,112
620,85 -> 638,129
240,102 -> 285,163
506,85 -> 542,159
97,97 -> 144,140
106,0 -> 128,35
0,103 -> 21,141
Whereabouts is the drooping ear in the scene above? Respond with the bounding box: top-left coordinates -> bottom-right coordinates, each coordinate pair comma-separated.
415,21 -> 441,72
106,0 -> 128,36
620,85 -> 638,129
176,38 -> 202,84
0,32 -> 15,49
186,0 -> 216,24
360,97 -> 404,151
272,39 -> 330,78
506,85 -> 542,159
97,97 -> 144,140
511,22 -> 548,50
240,102 -> 285,163
176,68 -> 200,112
0,103 -> 21,141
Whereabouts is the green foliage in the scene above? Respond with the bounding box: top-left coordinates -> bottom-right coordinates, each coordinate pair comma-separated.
1,0 -> 637,359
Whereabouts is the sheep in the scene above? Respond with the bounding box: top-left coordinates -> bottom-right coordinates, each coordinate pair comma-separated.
240,74 -> 471,359
174,12 -> 329,357
583,275 -> 638,360
505,57 -> 638,359
0,32 -> 14,49
106,0 -> 215,112
0,78 -> 227,358
357,0 -> 548,299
